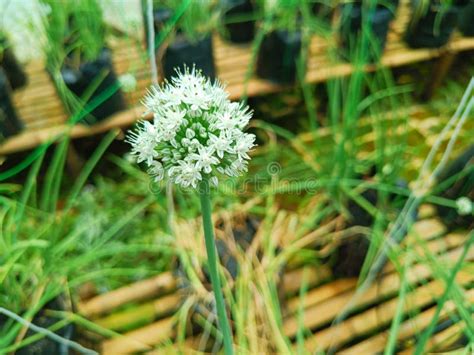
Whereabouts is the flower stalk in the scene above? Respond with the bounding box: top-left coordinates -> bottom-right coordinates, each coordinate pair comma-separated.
127,67 -> 255,354
199,176 -> 234,355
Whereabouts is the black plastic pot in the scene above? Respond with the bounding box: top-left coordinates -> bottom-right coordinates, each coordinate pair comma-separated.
0,68 -> 23,140
176,217 -> 260,329
61,48 -> 126,124
178,216 -> 260,288
163,34 -> 216,80
405,1 -> 461,48
0,37 -> 27,90
177,215 -> 285,343
436,145 -> 474,230
0,297 -> 74,354
339,3 -> 395,62
459,1 -> 474,36
221,0 -> 256,44
331,178 -> 417,278
256,30 -> 302,84
214,216 -> 260,279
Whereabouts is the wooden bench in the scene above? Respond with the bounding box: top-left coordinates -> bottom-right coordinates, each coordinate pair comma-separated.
76,204 -> 472,354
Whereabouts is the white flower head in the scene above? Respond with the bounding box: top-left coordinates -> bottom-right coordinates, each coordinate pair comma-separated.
456,197 -> 473,216
127,67 -> 256,188
119,73 -> 137,93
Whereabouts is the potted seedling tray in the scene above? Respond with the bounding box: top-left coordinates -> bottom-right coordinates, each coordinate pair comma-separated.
84,202 -> 473,354
153,1 -> 216,80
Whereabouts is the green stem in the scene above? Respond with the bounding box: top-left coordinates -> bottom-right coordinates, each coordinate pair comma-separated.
199,176 -> 234,355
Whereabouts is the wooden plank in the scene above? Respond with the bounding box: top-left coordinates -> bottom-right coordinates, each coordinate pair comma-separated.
283,265 -> 332,295
384,232 -> 468,274
78,271 -> 177,318
95,265 -> 334,352
101,317 -> 175,354
285,228 -> 469,324
300,272 -> 473,352
0,107 -> 146,155
399,323 -> 467,354
286,279 -> 358,314
410,218 -> 447,241
94,294 -> 181,332
343,289 -> 474,354
282,245 -> 474,337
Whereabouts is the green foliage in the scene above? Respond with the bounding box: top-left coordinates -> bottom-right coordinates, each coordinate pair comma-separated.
39,0 -> 106,72
0,133 -> 173,350
257,0 -> 306,32
71,0 -> 106,62
157,0 -> 216,42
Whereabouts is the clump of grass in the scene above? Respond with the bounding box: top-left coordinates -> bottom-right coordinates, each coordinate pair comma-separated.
0,132 -> 173,352
39,0 -> 105,71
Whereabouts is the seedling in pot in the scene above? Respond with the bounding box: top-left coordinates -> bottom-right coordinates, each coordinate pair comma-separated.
405,0 -> 469,48
153,0 -> 218,80
329,168 -> 417,278
127,67 -> 257,355
39,0 -> 125,125
172,207 -> 288,353
220,0 -> 257,44
175,215 -> 260,331
339,0 -> 398,63
255,0 -> 303,84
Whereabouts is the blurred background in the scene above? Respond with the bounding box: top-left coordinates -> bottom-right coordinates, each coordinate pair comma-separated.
0,0 -> 473,354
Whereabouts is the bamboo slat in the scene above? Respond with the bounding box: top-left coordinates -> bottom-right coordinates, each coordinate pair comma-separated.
398,323 -> 467,354
78,271 -> 177,318
94,294 -> 181,332
282,244 -> 474,337
2,0 -> 474,155
101,317 -> 175,354
344,289 -> 474,354
300,272 -> 473,352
